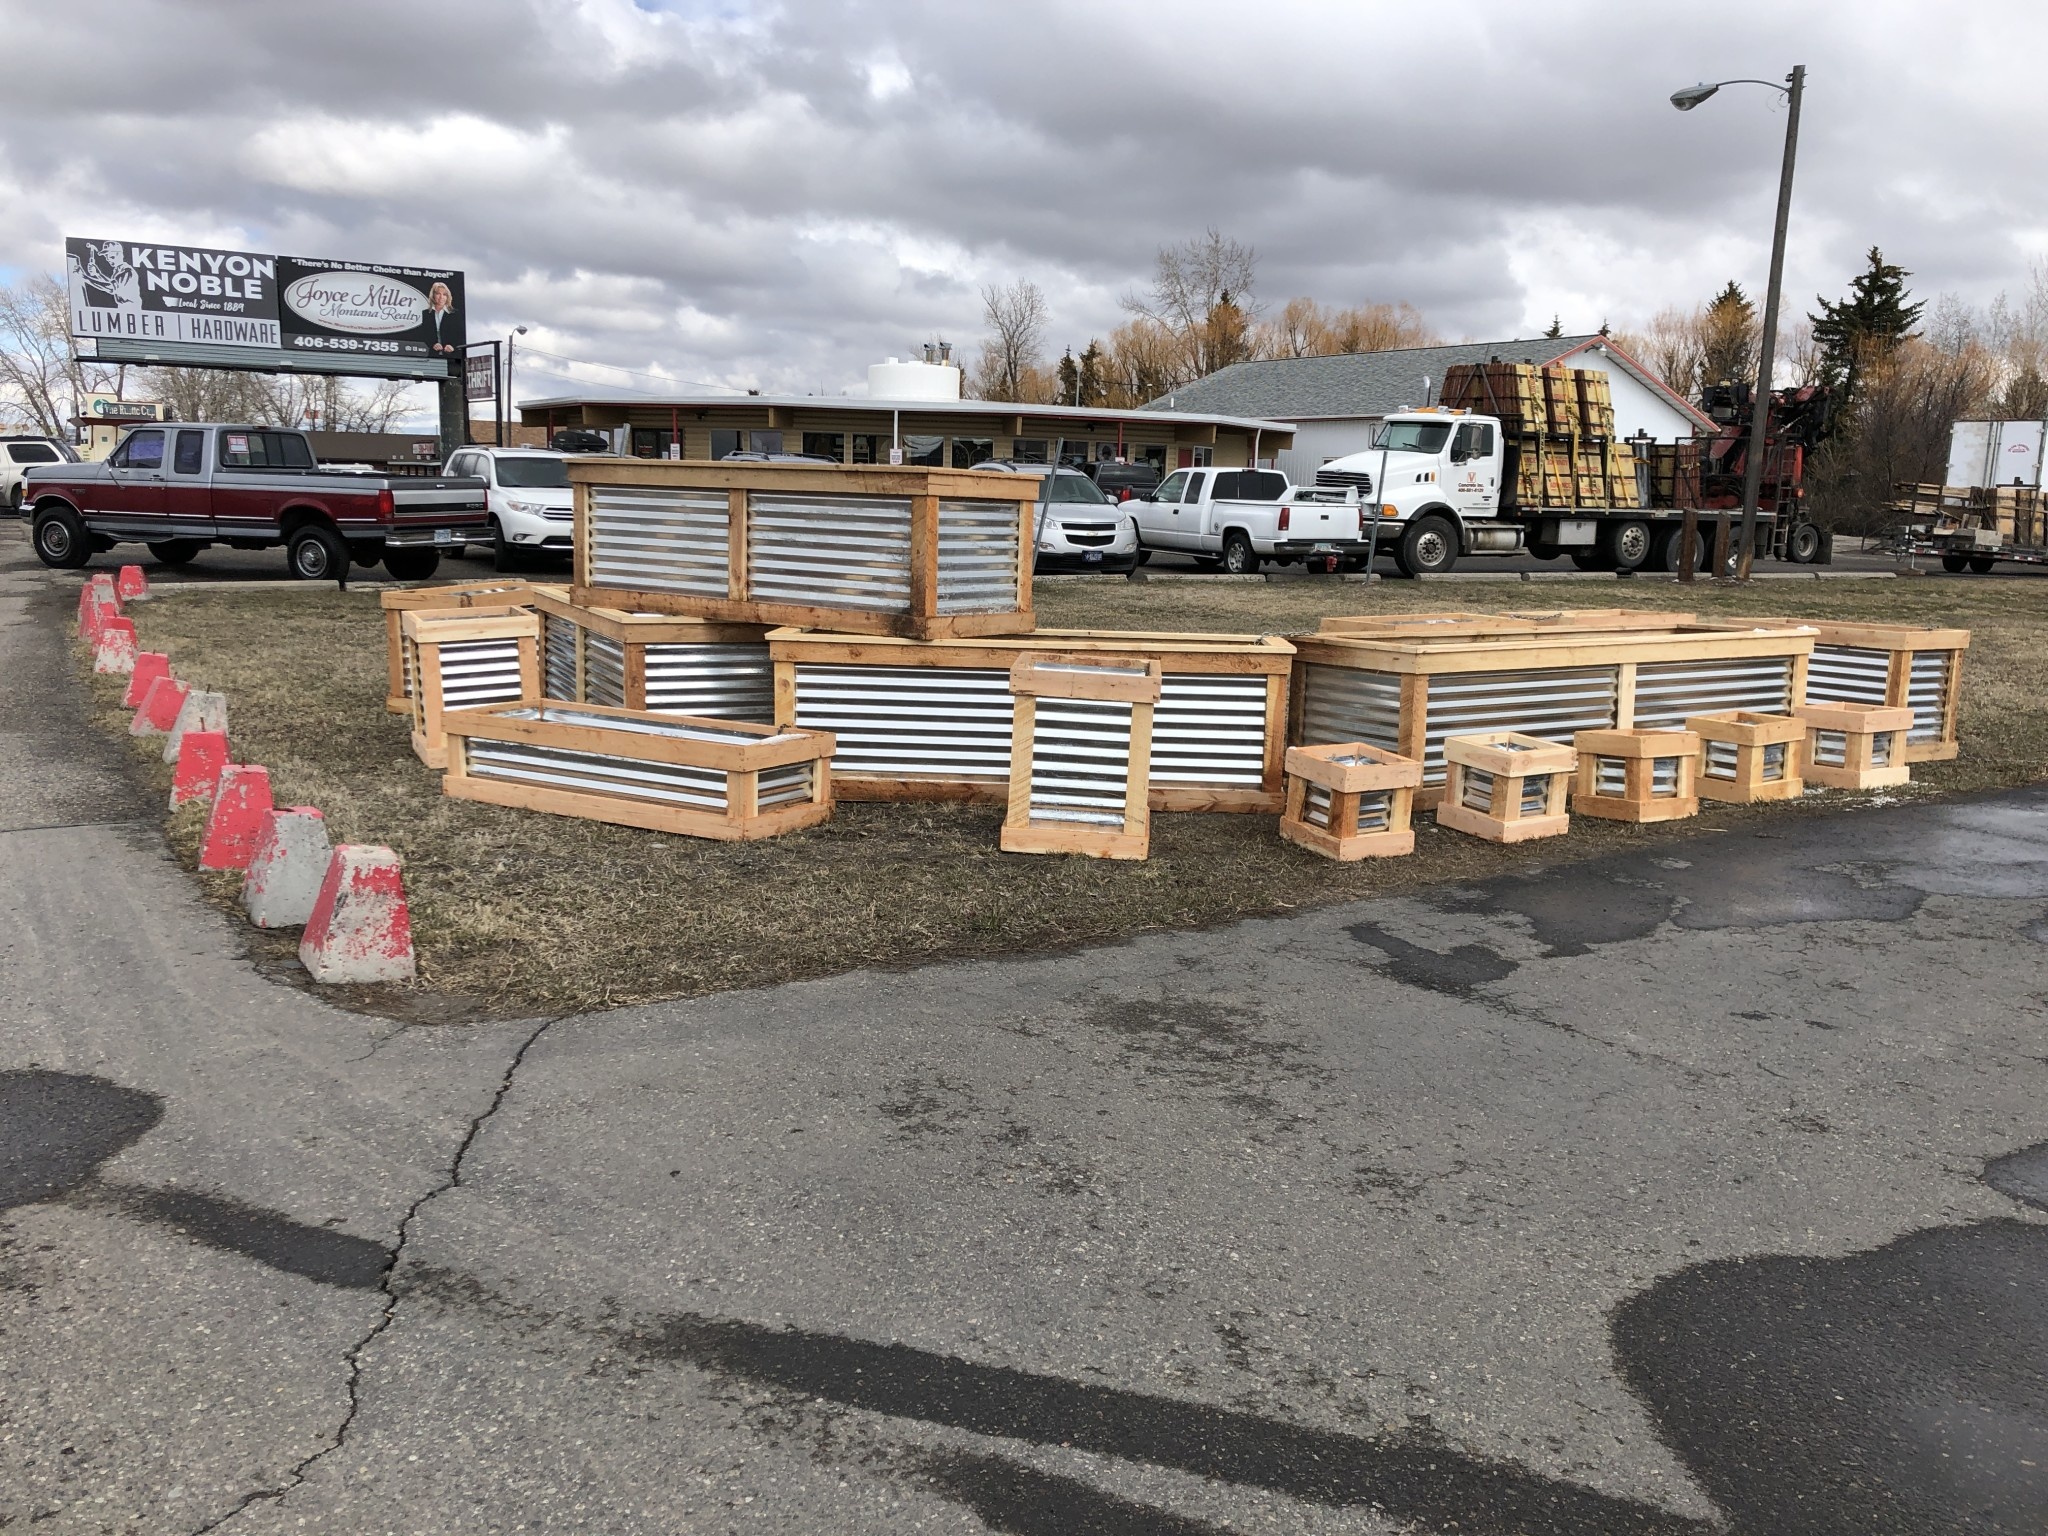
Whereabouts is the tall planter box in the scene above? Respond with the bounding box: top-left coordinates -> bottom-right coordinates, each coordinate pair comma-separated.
1278,742 -> 1421,860
1570,728 -> 1701,823
401,606 -> 541,769
440,702 -> 835,841
567,462 -> 1037,641
531,589 -> 773,723
1292,614 -> 1816,808
1001,655 -> 1161,861
380,579 -> 548,713
1746,619 -> 1969,763
1436,732 -> 1575,843
1791,702 -> 1914,791
770,628 -> 1293,812
1686,710 -> 1807,803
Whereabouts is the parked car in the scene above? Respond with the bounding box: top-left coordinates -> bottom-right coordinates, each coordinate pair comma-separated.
969,461 -> 1140,574
2,436 -> 76,513
716,451 -> 840,464
1086,460 -> 1161,503
445,445 -> 575,570
1130,466 -> 1369,573
26,423 -> 487,580
551,429 -> 613,454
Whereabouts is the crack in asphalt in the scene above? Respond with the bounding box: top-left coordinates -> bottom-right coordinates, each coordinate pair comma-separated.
187,1011 -> 569,1535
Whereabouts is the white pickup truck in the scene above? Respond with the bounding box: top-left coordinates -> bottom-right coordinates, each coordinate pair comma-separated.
1131,467 -> 1370,573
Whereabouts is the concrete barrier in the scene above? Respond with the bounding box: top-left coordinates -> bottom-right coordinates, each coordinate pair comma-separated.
198,764 -> 274,872
243,808 -> 331,928
162,689 -> 227,764
169,728 -> 230,810
129,675 -> 189,736
92,618 -> 139,674
123,653 -> 171,709
299,845 -> 416,984
116,565 -> 151,602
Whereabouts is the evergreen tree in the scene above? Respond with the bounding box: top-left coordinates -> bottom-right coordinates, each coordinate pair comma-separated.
1811,247 -> 1923,400
1544,315 -> 1563,339
1700,281 -> 1759,387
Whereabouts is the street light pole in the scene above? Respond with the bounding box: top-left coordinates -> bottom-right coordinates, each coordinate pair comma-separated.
506,325 -> 528,445
1672,66 -> 1805,579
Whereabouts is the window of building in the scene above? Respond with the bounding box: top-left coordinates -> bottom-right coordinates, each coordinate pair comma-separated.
1190,446 -> 1213,467
903,434 -> 945,466
802,432 -> 845,462
851,434 -> 883,465
1011,438 -> 1048,463
709,429 -> 741,460
749,430 -> 783,455
632,428 -> 675,459
173,430 -> 205,475
952,437 -> 994,468
1135,444 -> 1167,471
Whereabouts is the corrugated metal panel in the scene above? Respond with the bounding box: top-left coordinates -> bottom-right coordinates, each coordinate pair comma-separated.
1154,675 -> 1268,785
1298,664 -> 1403,753
584,633 -> 626,708
936,499 -> 1021,615
1026,696 -> 1134,826
748,494 -> 912,612
1805,644 -> 1890,709
1907,652 -> 1950,743
1651,756 -> 1679,796
1703,739 -> 1738,780
757,761 -> 817,808
1424,668 -> 1616,783
1595,757 -> 1627,796
467,739 -> 731,809
1633,656 -> 1791,728
543,614 -> 578,700
587,486 -> 731,596
433,638 -> 525,708
1812,730 -> 1848,767
1302,781 -> 1333,828
643,642 -> 775,722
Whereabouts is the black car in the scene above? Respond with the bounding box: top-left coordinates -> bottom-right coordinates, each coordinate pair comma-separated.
1086,460 -> 1161,502
551,429 -> 613,453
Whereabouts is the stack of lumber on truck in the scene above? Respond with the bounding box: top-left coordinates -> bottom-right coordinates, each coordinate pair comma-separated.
1888,481 -> 2044,546
1435,362 -> 1641,512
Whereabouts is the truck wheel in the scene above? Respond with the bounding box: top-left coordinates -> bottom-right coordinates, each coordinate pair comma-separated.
490,518 -> 525,573
1605,519 -> 1652,571
1968,555 -> 1996,574
31,505 -> 92,569
1940,552 -> 1970,573
1220,532 -> 1260,574
286,524 -> 351,582
1787,523 -> 1824,564
1394,515 -> 1458,577
1653,527 -> 1703,572
7,484 -> 21,512
383,549 -> 442,581
1527,539 -> 1562,561
146,539 -> 205,567
1570,549 -> 1612,571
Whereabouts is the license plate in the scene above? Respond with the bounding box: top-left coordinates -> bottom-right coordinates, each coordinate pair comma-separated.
1083,550 -> 1103,563
1313,543 -> 1336,553
434,529 -> 453,545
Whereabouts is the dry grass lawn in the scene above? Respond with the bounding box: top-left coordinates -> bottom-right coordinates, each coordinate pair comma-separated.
87,572 -> 2048,1021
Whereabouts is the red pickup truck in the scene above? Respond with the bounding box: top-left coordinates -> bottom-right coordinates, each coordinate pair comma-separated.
26,423 -> 489,581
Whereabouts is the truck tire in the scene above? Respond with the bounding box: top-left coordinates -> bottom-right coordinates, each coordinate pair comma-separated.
1787,522 -> 1824,563
286,524 -> 351,582
490,517 -> 524,573
1605,519 -> 1652,572
1940,552 -> 1970,573
1570,549 -> 1612,571
146,539 -> 205,567
1968,555 -> 1996,574
1653,526 -> 1704,573
1393,515 -> 1458,577
31,505 -> 92,569
7,483 -> 21,512
382,549 -> 442,581
1134,547 -> 1151,566
1220,531 -> 1260,575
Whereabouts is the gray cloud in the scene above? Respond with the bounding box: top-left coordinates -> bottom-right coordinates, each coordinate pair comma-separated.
3,0 -> 2043,416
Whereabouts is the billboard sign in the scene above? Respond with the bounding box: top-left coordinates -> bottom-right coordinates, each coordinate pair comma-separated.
464,347 -> 499,402
65,236 -> 464,380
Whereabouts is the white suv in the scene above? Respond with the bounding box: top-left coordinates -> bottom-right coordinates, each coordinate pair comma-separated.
3,436 -> 77,513
969,461 -> 1140,574
443,446 -> 574,570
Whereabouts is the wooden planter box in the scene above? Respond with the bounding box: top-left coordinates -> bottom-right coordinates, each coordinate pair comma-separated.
440,702 -> 835,841
769,628 -> 1294,812
1742,618 -> 1969,763
1686,710 -> 1807,803
1791,702 -> 1914,791
1435,732 -> 1576,843
568,461 -> 1037,641
401,606 -> 541,769
1002,655 -> 1160,861
1292,615 -> 1816,807
531,589 -> 774,723
1279,742 -> 1421,860
380,579 -> 548,713
1570,728 -> 1700,823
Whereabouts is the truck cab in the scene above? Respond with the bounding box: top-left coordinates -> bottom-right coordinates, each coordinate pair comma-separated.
1316,409 -> 1513,576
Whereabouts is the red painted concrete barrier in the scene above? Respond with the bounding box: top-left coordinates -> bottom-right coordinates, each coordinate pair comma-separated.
169,729 -> 230,810
116,564 -> 150,601
243,808 -> 331,928
129,675 -> 189,736
123,653 -> 171,709
299,845 -> 416,984
198,764 -> 273,872
92,617 -> 138,674
162,690 -> 226,764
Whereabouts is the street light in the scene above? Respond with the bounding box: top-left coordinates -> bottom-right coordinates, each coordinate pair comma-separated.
1672,65 -> 1805,580
506,325 -> 529,444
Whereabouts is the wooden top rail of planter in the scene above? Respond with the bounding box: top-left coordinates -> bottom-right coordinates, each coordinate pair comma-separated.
566,460 -> 1038,641
1311,607 -> 1697,641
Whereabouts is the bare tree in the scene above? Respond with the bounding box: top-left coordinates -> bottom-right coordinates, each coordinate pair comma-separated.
0,275 -> 120,438
969,280 -> 1048,401
1258,297 -> 1437,359
1611,306 -> 1706,400
1122,230 -> 1259,383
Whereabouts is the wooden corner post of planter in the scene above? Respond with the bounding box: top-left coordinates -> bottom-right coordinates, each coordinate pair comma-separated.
1279,742 -> 1422,860
1570,728 -> 1701,823
1001,654 -> 1163,860
1791,702 -> 1915,790
1685,710 -> 1806,803
400,605 -> 541,769
1435,732 -> 1576,844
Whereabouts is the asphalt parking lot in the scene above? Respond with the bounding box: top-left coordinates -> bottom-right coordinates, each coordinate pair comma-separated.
4,529 -> 2046,1533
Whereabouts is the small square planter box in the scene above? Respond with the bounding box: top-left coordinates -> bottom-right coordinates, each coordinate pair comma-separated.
1571,728 -> 1701,823
401,605 -> 542,769
1435,732 -> 1576,844
1685,710 -> 1807,803
1001,654 -> 1162,861
1279,742 -> 1422,860
1791,702 -> 1914,790
380,579 -> 548,713
440,702 -> 835,841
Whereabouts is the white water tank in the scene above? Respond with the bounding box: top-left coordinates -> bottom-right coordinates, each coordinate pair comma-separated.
868,357 -> 961,401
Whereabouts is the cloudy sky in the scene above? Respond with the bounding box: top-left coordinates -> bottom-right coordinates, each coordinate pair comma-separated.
4,0 -> 2043,421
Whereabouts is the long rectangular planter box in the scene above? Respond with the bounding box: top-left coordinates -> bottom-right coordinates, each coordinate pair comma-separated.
530,588 -> 774,723
768,627 -> 1295,812
1739,618 -> 1968,763
567,462 -> 1038,640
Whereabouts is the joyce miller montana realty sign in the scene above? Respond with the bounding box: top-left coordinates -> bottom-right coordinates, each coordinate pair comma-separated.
65,237 -> 465,378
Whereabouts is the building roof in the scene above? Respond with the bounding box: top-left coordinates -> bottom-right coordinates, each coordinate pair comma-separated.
1145,335 -> 1714,431
515,388 -> 1296,434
